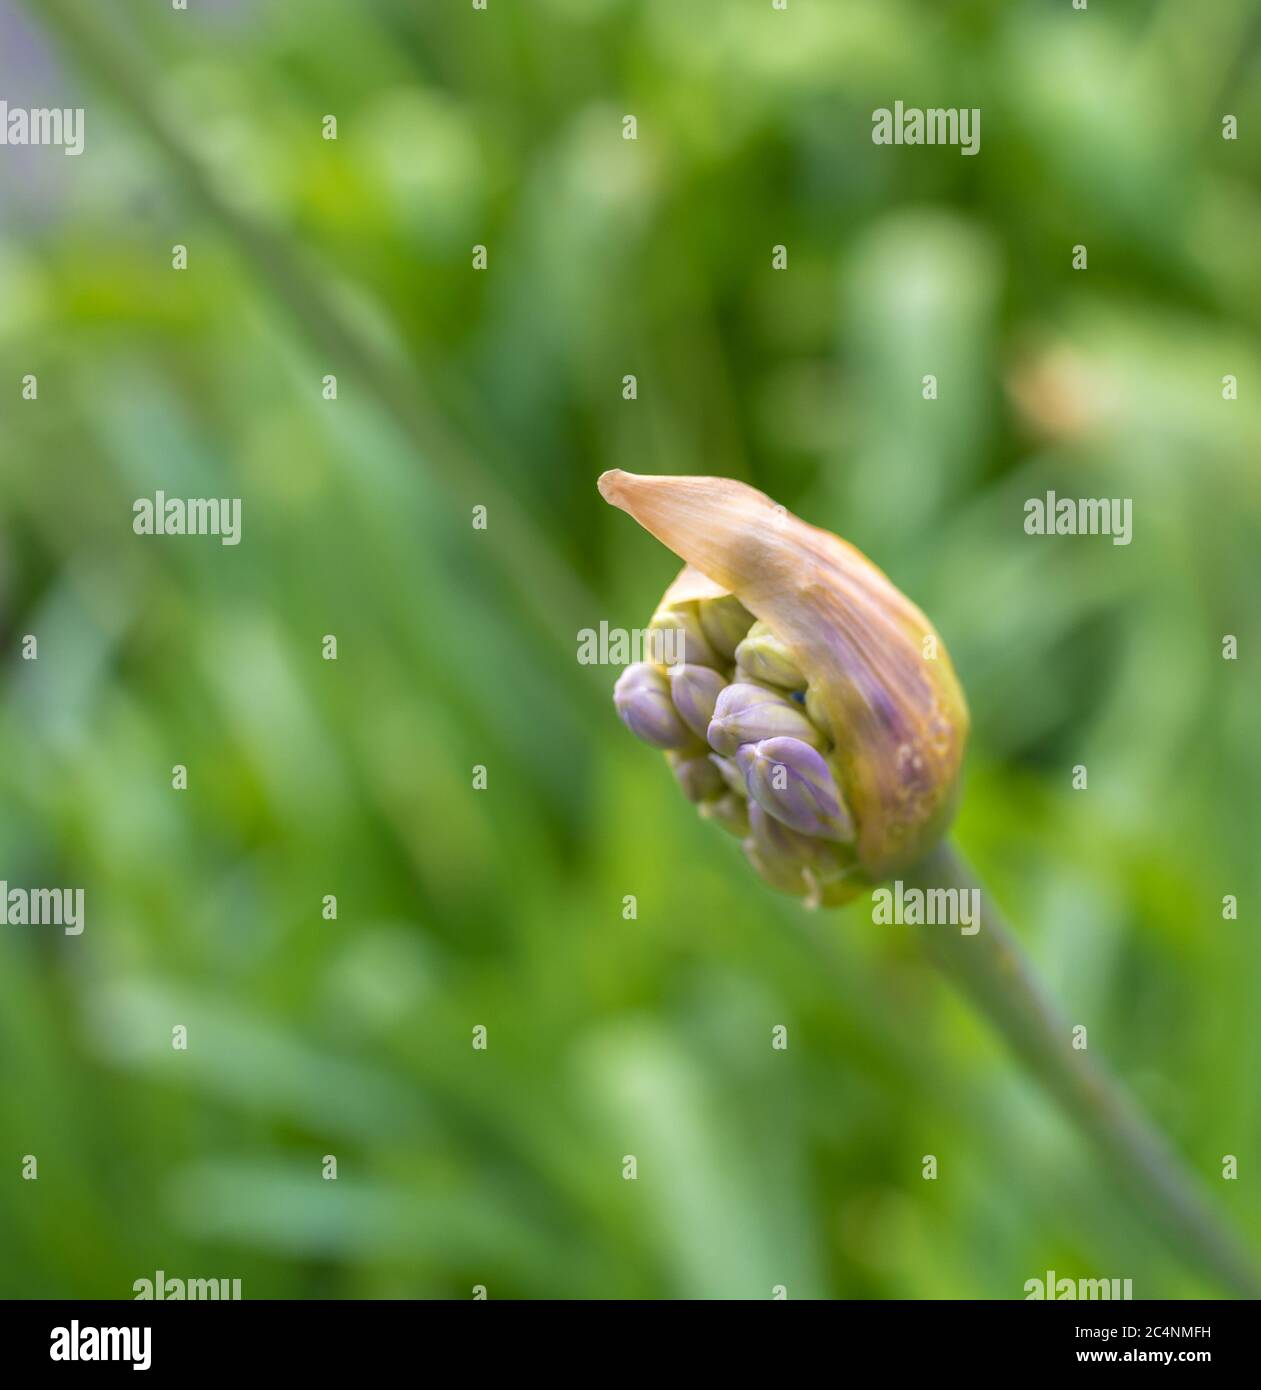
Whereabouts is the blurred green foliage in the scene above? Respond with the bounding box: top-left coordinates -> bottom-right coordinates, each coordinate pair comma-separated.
0,0 -> 1258,1298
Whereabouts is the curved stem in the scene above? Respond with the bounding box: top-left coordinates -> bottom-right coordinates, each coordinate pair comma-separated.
905,841 -> 1260,1299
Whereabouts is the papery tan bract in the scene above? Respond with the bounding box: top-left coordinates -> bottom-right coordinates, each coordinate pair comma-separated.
600,470 -> 969,892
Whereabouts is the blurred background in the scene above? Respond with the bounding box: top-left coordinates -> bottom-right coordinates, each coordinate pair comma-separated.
1,0 -> 1259,1299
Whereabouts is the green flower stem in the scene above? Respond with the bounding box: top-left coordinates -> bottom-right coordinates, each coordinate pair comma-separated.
905,841 -> 1260,1299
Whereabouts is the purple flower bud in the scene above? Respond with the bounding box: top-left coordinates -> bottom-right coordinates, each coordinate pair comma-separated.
707,683 -> 824,757
613,663 -> 694,749
747,800 -> 814,859
708,753 -> 747,797
743,801 -> 817,897
804,684 -> 832,740
668,664 -> 727,739
669,752 -> 725,802
697,594 -> 754,660
734,620 -> 804,690
700,791 -> 749,838
743,802 -> 854,906
647,605 -> 721,669
736,737 -> 854,841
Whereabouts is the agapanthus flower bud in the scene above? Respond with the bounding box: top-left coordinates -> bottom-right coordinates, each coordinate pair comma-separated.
708,753 -> 747,798
668,751 -> 725,803
735,620 -> 805,690
647,606 -> 721,670
600,470 -> 969,905
701,791 -> 750,838
707,682 -> 824,758
613,662 -> 694,749
667,663 -> 727,740
804,684 -> 832,740
736,736 -> 854,842
743,803 -> 853,908
698,593 -> 755,660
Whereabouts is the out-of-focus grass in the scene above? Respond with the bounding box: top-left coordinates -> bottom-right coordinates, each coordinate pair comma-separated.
0,0 -> 1258,1297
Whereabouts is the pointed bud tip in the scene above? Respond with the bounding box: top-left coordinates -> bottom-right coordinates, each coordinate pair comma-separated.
597,469 -> 633,509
